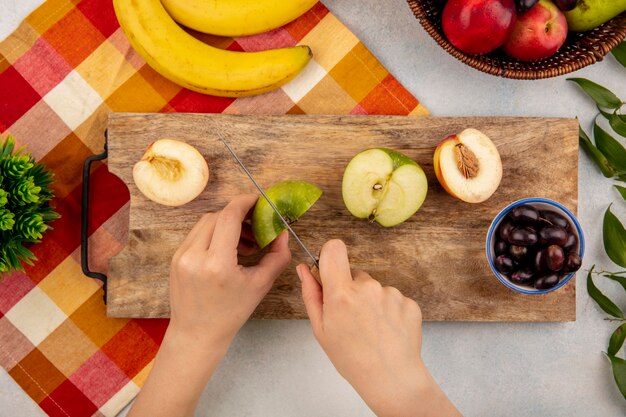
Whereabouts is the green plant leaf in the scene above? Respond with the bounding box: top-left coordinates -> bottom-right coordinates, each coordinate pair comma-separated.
616,185 -> 626,201
604,206 -> 626,268
588,266 -> 624,318
594,120 -> 626,172
607,354 -> 626,399
0,133 -> 61,274
579,125 -> 619,178
606,273 -> 626,292
568,78 -> 623,109
612,41 -> 626,68
599,106 -> 626,138
599,107 -> 614,120
609,324 -> 626,356
609,113 -> 626,138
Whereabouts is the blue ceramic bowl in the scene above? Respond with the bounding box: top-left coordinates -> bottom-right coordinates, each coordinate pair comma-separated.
486,198 -> 584,295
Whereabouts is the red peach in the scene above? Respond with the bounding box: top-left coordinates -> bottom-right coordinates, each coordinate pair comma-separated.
502,0 -> 568,62
442,0 -> 517,55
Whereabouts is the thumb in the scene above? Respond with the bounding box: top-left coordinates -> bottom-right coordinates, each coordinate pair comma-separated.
251,231 -> 292,284
297,263 -> 323,335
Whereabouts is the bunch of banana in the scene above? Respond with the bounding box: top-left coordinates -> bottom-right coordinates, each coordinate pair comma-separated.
112,0 -> 315,97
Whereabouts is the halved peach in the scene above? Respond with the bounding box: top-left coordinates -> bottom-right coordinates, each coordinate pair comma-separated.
433,128 -> 502,203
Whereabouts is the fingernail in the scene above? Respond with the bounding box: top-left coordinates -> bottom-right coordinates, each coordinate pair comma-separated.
295,265 -> 303,281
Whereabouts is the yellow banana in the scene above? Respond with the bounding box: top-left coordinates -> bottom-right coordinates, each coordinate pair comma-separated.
161,0 -> 318,37
113,0 -> 312,97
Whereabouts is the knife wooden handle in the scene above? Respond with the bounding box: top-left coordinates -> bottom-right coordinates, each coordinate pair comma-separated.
309,263 -> 322,286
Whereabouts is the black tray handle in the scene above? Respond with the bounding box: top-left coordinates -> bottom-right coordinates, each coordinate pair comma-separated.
81,130 -> 108,303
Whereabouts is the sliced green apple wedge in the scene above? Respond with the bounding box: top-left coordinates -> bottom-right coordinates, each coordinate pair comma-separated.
252,181 -> 322,249
342,148 -> 428,227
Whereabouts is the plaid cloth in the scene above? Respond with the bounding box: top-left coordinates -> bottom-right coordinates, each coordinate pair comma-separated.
0,0 -> 428,416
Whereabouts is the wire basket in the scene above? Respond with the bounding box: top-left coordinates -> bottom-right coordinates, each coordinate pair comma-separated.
407,0 -> 626,79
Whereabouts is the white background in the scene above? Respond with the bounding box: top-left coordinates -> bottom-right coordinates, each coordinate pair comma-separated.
1,0 -> 626,416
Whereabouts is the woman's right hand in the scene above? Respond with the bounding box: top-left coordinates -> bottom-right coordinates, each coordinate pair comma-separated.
297,239 -> 462,417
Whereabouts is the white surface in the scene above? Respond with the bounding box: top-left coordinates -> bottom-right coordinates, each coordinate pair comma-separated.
2,1 -> 626,416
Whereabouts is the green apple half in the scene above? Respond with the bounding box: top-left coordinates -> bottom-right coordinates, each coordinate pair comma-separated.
252,181 -> 322,249
342,148 -> 428,227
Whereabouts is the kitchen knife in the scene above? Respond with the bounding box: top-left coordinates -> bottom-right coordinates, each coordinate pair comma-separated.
218,133 -> 320,271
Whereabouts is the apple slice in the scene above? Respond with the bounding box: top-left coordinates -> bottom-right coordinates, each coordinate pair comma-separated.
342,148 -> 428,227
133,139 -> 209,206
433,128 -> 502,203
252,181 -> 322,249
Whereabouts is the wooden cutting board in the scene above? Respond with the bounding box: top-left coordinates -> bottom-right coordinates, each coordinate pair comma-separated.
106,114 -> 578,321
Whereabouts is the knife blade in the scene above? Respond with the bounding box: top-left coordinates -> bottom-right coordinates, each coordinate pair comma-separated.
218,133 -> 320,270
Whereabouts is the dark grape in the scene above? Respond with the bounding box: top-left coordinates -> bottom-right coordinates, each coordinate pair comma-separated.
509,245 -> 529,262
495,255 -> 515,275
534,273 -> 560,290
508,227 -> 538,246
498,220 -> 514,241
553,0 -> 578,11
510,268 -> 534,284
563,253 -> 582,273
539,225 -> 568,246
511,204 -> 540,224
540,210 -> 569,230
492,203 -> 583,291
534,249 -> 546,273
495,240 -> 509,256
563,233 -> 577,252
546,245 -> 565,272
516,0 -> 539,12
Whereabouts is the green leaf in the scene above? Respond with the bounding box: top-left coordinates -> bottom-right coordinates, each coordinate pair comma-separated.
0,208 -> 15,231
579,125 -> 619,178
568,78 -> 623,109
0,133 -> 61,274
612,41 -> 626,68
598,106 -> 626,138
599,106 -> 614,120
609,324 -> 626,356
604,206 -> 626,268
616,185 -> 626,201
609,113 -> 626,138
607,354 -> 626,399
588,266 -> 624,318
594,120 -> 626,172
606,273 -> 626,292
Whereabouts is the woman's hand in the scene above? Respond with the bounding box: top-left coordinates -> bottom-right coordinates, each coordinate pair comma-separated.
297,239 -> 461,417
129,194 -> 291,417
169,193 -> 292,348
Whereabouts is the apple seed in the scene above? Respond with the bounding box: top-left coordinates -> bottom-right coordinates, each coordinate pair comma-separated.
455,143 -> 479,179
373,183 -> 383,190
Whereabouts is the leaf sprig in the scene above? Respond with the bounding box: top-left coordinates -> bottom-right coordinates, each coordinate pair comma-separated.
568,77 -> 626,201
572,60 -> 626,399
587,208 -> 626,399
0,133 -> 59,275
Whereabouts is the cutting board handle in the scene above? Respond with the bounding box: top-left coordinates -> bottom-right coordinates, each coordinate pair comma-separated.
80,130 -> 109,304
